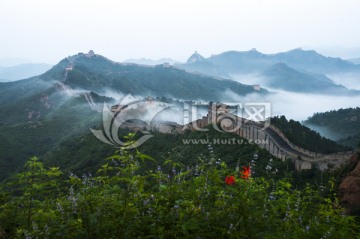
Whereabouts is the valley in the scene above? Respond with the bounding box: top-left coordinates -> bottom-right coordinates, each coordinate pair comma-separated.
0,49 -> 359,238
2,1 -> 360,237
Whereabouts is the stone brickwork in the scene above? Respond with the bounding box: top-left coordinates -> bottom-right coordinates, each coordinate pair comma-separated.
118,104 -> 353,171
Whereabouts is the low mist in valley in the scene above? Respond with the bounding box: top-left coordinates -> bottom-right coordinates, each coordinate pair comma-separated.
230,73 -> 360,121
326,72 -> 360,90
102,84 -> 360,126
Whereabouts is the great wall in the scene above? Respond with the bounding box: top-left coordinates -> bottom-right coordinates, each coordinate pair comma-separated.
114,103 -> 354,171
60,53 -> 354,171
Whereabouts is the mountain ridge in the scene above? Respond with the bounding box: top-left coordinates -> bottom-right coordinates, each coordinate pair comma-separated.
0,63 -> 52,82
179,48 -> 360,94
42,52 -> 267,101
180,48 -> 360,73
263,62 -> 352,93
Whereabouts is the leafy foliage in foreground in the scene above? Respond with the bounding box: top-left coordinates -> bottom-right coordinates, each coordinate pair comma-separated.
1,138 -> 359,238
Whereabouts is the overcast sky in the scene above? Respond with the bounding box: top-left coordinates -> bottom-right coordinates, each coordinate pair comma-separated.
1,0 -> 360,64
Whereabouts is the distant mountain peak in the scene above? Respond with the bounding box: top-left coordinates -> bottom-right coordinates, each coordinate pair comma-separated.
187,51 -> 206,64
64,51 -> 117,67
265,62 -> 294,75
272,62 -> 291,69
209,49 -> 267,62
286,48 -> 319,55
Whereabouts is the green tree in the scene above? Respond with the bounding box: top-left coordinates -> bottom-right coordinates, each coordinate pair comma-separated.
0,135 -> 359,238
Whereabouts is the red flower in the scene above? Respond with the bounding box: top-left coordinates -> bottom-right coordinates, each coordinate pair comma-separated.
241,166 -> 251,179
225,175 -> 236,185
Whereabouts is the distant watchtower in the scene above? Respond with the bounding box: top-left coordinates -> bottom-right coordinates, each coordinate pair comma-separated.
86,50 -> 95,57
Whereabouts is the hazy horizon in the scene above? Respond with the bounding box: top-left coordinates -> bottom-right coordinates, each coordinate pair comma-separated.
1,0 -> 360,123
1,0 -> 360,64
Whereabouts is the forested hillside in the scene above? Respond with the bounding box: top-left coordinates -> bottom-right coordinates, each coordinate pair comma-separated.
271,116 -> 351,153
304,107 -> 360,148
0,134 -> 358,238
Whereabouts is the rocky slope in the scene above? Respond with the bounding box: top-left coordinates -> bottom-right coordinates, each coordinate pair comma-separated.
339,153 -> 360,215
